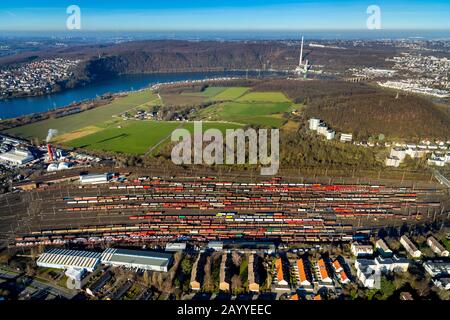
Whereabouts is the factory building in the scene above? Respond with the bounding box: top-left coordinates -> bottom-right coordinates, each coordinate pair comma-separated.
427,236 -> 449,257
36,248 -> 101,272
101,248 -> 173,272
0,148 -> 34,166
400,235 -> 422,258
79,173 -> 111,185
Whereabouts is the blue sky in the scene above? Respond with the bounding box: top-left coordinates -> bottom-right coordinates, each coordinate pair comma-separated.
0,0 -> 449,31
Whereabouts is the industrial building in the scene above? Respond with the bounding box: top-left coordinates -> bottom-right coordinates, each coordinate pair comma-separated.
79,173 -> 111,185
165,242 -> 187,252
101,248 -> 173,272
0,148 -> 34,166
427,236 -> 449,257
400,235 -> 422,258
36,248 -> 101,272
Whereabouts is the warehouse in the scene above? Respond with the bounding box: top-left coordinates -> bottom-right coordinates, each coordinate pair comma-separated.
36,248 -> 101,272
79,173 -> 111,185
0,148 -> 34,166
101,248 -> 173,272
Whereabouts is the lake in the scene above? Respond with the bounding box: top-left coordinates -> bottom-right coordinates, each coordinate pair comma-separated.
0,71 -> 284,119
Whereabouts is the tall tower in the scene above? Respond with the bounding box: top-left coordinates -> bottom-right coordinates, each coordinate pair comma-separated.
299,36 -> 304,66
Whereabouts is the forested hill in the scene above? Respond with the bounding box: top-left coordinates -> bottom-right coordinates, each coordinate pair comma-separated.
0,40 -> 393,75
252,79 -> 450,139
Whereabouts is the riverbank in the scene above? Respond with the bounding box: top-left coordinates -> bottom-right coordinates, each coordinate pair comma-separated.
0,71 -> 286,119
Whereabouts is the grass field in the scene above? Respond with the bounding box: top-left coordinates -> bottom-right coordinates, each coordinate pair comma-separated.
65,121 -> 182,154
5,89 -> 156,140
236,92 -> 290,103
183,86 -> 227,98
208,87 -> 249,101
66,120 -> 244,155
198,100 -> 292,128
4,86 -> 297,155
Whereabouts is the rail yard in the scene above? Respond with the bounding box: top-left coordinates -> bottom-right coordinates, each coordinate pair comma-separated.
0,173 -> 448,249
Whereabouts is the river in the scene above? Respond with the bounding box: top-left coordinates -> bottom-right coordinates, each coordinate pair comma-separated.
0,71 -> 285,119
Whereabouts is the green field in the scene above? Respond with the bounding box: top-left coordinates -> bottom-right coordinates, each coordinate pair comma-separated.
208,87 -> 249,101
198,100 -> 292,128
5,89 -> 156,140
236,92 -> 290,103
183,86 -> 227,98
66,120 -> 244,155
65,121 -> 181,154
4,85 -> 297,155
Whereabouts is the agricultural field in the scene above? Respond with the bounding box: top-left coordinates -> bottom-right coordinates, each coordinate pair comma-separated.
236,91 -> 290,103
197,100 -> 293,128
65,120 -> 244,155
3,85 -> 298,155
5,89 -> 156,140
208,87 -> 249,101
182,86 -> 227,98
65,121 -> 183,154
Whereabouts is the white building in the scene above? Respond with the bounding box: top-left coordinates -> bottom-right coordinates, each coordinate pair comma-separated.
79,173 -> 111,185
308,118 -> 321,131
37,248 -> 101,273
165,242 -> 187,252
423,261 -> 450,277
0,148 -> 34,166
385,156 -> 401,167
351,243 -> 374,257
400,235 -> 422,258
374,255 -> 410,272
376,239 -> 393,257
340,133 -> 353,143
390,147 -> 407,161
432,278 -> 450,290
355,259 -> 379,289
427,236 -> 449,257
101,248 -> 173,272
325,130 -> 335,140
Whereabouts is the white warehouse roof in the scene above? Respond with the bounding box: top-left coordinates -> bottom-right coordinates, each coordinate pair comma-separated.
101,248 -> 172,271
37,248 -> 101,272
